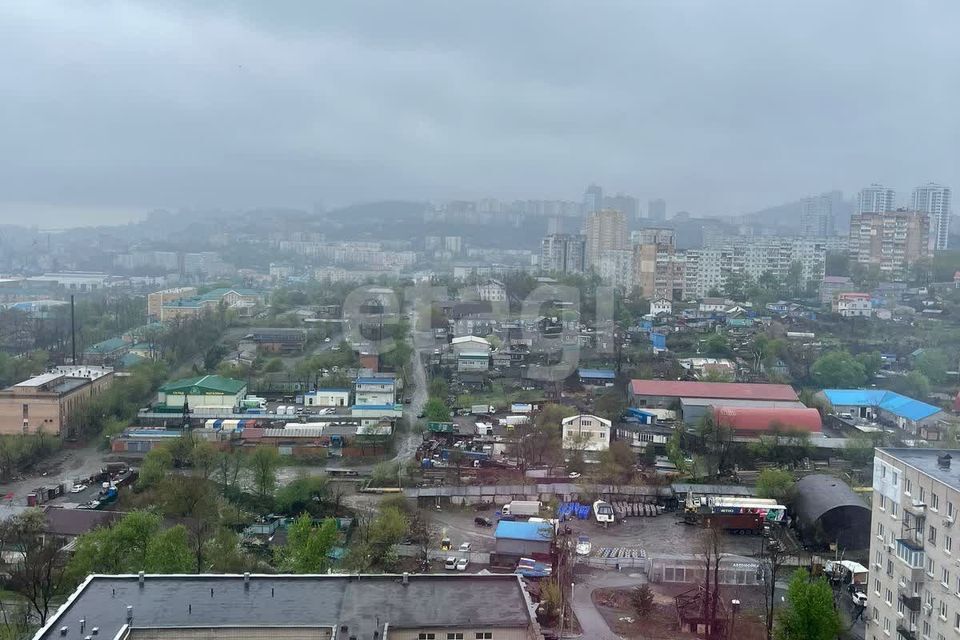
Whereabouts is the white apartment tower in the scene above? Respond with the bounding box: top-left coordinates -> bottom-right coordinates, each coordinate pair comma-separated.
913,183 -> 952,251
859,184 -> 897,214
800,191 -> 841,236
584,209 -> 628,269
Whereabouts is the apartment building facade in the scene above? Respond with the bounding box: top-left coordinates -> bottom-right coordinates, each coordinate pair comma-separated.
584,209 -> 627,268
849,210 -> 930,276
539,233 -> 586,274
632,228 -> 684,300
913,183 -> 952,251
868,449 -> 960,640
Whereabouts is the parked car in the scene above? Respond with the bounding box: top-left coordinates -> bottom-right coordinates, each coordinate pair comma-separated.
459,542 -> 471,552
851,591 -> 868,607
444,556 -> 457,570
474,516 -> 493,527
456,558 -> 469,571
576,535 -> 592,556
70,484 -> 86,493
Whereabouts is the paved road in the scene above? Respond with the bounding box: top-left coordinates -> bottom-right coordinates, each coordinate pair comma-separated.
568,568 -> 646,640
388,305 -> 431,467
0,443 -> 111,504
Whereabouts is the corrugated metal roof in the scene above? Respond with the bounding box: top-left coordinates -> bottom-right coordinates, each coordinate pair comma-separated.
630,380 -> 798,401
494,520 -> 554,542
578,368 -> 616,379
713,406 -> 822,434
822,389 -> 943,421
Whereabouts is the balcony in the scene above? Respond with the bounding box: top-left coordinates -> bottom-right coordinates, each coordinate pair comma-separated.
898,590 -> 921,612
896,539 -> 926,582
904,500 -> 927,517
897,622 -> 919,640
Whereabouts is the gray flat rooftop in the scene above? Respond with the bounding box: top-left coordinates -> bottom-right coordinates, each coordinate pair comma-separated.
678,397 -> 806,409
881,448 -> 960,489
36,574 -> 535,640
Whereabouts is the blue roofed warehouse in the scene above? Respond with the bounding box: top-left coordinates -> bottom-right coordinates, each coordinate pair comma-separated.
817,388 -> 945,438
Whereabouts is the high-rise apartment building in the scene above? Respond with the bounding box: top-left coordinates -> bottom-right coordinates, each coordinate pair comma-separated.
540,233 -> 586,274
858,184 -> 896,214
800,191 -> 841,236
867,448 -> 960,640
596,249 -> 634,290
648,198 -> 667,221
913,183 -> 952,251
583,184 -> 603,214
604,193 -> 640,220
848,209 -> 930,276
584,209 -> 627,268
633,228 -> 683,299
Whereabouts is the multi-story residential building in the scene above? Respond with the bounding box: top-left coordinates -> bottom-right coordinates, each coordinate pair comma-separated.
562,414 -> 612,451
913,183 -> 952,251
648,198 -> 667,221
633,228 -> 683,299
583,183 -> 603,214
604,193 -> 639,220
584,209 -> 627,268
867,449 -> 960,640
182,251 -> 231,278
476,278 -> 507,302
147,287 -> 197,320
160,288 -> 261,321
596,249 -> 634,289
834,292 -> 873,317
848,209 -> 930,276
858,184 -> 896,214
0,366 -> 114,437
540,233 -> 586,274
683,237 -> 833,298
800,190 -> 841,236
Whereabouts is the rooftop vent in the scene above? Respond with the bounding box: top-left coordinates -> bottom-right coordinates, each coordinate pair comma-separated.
244,572 -> 250,589
939,454 -> 953,469
402,572 -> 409,586
138,571 -> 145,587
126,606 -> 133,622
92,628 -> 99,636
59,627 -> 69,637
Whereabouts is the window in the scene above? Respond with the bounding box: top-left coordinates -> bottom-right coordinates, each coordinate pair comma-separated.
955,613 -> 960,631
949,501 -> 955,519
883,617 -> 890,633
875,550 -> 882,566
944,566 -> 951,587
930,525 -> 938,545
878,522 -> 885,538
447,635 -> 464,640
882,464 -> 887,478
419,635 -> 436,640
940,599 -> 948,620
923,620 -> 931,637
879,495 -> 886,510
874,578 -> 881,595
932,493 -> 940,511
927,557 -> 936,576
892,502 -> 899,518
897,599 -> 904,615
905,478 -> 912,495
920,486 -> 926,503
886,588 -> 893,605
475,634 -> 492,640
893,471 -> 899,487
948,535 -> 953,554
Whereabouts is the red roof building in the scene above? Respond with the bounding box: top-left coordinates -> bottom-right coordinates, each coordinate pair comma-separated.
629,380 -> 798,403
712,406 -> 822,436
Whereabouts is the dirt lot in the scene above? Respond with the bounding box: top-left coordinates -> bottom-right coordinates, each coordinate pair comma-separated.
593,585 -> 767,639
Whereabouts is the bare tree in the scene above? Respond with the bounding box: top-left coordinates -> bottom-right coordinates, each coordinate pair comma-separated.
1,510 -> 70,624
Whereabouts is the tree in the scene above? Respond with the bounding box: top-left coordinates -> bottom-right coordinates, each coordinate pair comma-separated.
756,468 -> 795,502
594,389 -> 627,422
896,370 -> 931,399
161,474 -> 219,571
428,377 -> 449,398
423,397 -> 451,423
696,414 -> 734,478
278,514 -> 338,573
247,446 -> 281,502
774,569 -> 841,640
136,445 -> 173,491
631,584 -> 654,617
855,351 -> 883,379
597,441 -> 635,485
0,509 -> 69,624
915,349 -> 950,385
144,525 -> 194,572
702,333 -> 731,357
275,472 -> 329,515
810,351 -> 866,388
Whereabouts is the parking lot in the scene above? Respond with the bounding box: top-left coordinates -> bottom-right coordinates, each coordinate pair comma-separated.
428,503 -> 768,559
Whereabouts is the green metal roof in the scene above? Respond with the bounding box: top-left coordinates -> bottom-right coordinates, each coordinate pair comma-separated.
159,375 -> 247,395
84,337 -> 127,354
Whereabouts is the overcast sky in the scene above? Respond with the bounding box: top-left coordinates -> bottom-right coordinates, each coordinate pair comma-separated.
1,1 -> 957,226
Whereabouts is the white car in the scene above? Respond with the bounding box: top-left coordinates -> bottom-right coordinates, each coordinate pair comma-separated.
852,591 -> 868,607
459,542 -> 472,552
324,337 -> 331,343
456,558 -> 469,571
576,535 -> 592,556
444,557 -> 457,570
70,484 -> 86,493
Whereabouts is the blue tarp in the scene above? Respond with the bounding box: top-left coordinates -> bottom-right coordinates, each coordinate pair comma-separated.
578,368 -> 616,380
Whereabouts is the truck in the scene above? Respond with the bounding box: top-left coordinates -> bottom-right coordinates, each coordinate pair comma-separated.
242,396 -> 267,409
471,404 -> 495,415
500,500 -> 542,517
593,500 -> 615,524
682,495 -> 785,534
696,512 -> 766,535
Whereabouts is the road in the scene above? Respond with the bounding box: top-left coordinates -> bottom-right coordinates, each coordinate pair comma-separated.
388,305 -> 431,466
0,442 -> 111,504
568,568 -> 646,640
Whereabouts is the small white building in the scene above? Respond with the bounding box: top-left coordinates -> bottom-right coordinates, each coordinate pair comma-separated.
354,377 -> 396,405
561,414 -> 612,452
304,389 -> 351,407
698,297 -> 728,313
477,279 -> 507,303
834,292 -> 873,318
451,335 -> 492,355
650,297 -> 673,316
457,351 -> 490,372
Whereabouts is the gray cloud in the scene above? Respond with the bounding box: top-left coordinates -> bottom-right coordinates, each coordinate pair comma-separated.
0,0 -> 957,225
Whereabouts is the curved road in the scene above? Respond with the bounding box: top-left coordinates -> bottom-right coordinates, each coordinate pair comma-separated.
569,569 -> 647,640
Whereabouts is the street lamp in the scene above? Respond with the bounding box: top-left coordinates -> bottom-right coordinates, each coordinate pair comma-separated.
729,599 -> 741,640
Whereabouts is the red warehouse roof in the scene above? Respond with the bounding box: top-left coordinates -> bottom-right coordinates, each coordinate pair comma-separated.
629,380 -> 798,401
712,406 -> 822,435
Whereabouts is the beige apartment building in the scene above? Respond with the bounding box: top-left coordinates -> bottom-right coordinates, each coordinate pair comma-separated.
0,366 -> 114,437
584,209 -> 627,269
146,287 -> 197,320
849,209 -> 930,276
869,448 -> 960,640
